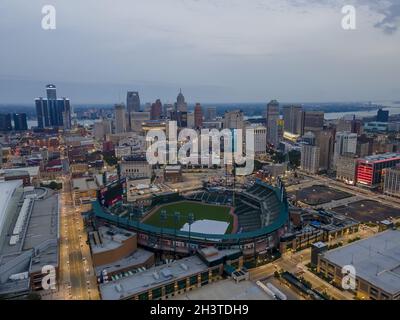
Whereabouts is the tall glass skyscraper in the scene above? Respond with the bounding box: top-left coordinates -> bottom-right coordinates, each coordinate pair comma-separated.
13,113 -> 28,131
127,91 -> 140,131
35,85 -> 71,129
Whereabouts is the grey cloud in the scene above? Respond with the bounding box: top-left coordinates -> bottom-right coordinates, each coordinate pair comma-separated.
285,0 -> 400,34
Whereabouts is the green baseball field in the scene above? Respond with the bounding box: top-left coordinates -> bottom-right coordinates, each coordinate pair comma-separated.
143,201 -> 234,234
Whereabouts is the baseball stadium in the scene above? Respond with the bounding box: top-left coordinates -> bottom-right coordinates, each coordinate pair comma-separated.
90,179 -> 289,261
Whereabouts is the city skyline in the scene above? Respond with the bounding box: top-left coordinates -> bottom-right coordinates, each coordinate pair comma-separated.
1,0 -> 400,104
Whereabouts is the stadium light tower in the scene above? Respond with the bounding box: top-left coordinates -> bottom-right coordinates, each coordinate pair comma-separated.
187,213 -> 195,253
160,209 -> 167,250
173,211 -> 180,258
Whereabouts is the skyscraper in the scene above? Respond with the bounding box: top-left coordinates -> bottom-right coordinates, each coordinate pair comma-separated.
334,131 -> 358,166
13,113 -> 28,131
283,105 -> 304,135
114,104 -> 126,133
35,85 -> 71,129
150,99 -> 162,120
376,108 -> 389,122
205,107 -> 217,121
223,110 -> 244,129
175,89 -> 187,112
46,84 -> 57,100
266,100 -> 280,147
301,144 -> 320,174
127,91 -> 140,130
194,103 -> 203,128
304,111 -> 324,133
0,114 -> 12,131
316,129 -> 334,171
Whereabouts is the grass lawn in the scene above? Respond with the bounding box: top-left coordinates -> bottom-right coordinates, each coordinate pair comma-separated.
143,201 -> 233,233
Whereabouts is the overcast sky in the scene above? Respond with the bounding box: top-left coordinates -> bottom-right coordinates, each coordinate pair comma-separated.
0,0 -> 399,104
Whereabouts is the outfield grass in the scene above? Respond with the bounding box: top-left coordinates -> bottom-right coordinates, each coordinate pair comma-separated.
143,201 -> 233,233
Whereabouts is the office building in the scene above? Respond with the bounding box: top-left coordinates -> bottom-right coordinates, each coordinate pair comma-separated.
223,110 -> 244,129
187,112 -> 195,128
364,122 -> 388,133
266,100 -> 280,147
130,111 -> 150,133
175,89 -> 187,112
301,144 -> 320,174
376,108 -> 389,122
316,130 -> 334,171
383,165 -> 400,197
13,113 -> 28,131
35,85 -> 71,129
150,99 -> 162,120
317,230 -> 400,300
0,114 -> 12,131
205,107 -> 217,121
356,153 -> 400,188
333,132 -> 357,166
252,125 -> 267,156
283,105 -> 304,136
194,103 -> 203,128
127,91 -> 141,130
46,84 -> 57,100
94,119 -> 112,141
304,111 -> 324,133
127,91 -> 140,113
114,104 -> 126,133
120,156 -> 152,180
336,153 -> 358,185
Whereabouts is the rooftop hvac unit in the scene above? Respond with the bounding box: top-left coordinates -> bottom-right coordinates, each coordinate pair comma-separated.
160,269 -> 172,278
180,263 -> 188,271
152,272 -> 160,280
115,284 -> 122,293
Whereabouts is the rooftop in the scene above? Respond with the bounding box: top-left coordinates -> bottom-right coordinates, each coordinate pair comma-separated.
321,229 -> 400,295
359,153 -> 400,163
0,180 -> 23,238
1,166 -> 40,177
94,248 -> 154,276
72,177 -> 99,191
99,255 -> 208,300
90,226 -> 135,254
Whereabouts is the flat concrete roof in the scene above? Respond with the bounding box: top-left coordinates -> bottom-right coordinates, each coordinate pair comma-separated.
321,229 -> 400,295
23,191 -> 59,250
199,248 -> 241,264
90,226 -> 135,254
94,248 -> 154,276
100,255 -> 208,300
1,166 -> 40,177
72,177 -> 98,191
